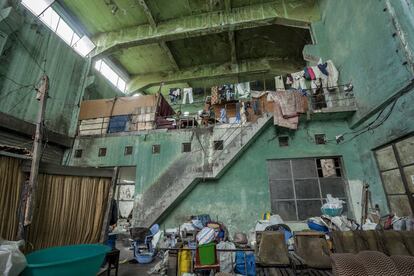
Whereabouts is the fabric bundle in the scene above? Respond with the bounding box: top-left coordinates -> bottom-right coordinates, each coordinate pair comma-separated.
268,90 -> 308,130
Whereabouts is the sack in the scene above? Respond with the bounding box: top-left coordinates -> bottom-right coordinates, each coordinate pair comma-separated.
234,251 -> 256,276
234,232 -> 248,245
0,239 -> 27,276
196,227 -> 216,245
217,242 -> 236,273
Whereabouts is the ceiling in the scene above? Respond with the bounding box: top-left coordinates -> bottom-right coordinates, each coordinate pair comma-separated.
60,0 -> 320,93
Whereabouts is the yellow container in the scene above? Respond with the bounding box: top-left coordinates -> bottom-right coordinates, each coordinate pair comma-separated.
178,248 -> 191,276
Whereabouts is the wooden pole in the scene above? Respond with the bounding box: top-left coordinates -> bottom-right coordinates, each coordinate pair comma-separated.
100,166 -> 119,243
24,75 -> 49,226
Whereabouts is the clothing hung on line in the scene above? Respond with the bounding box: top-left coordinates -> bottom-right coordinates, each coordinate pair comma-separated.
268,90 -> 308,130
220,108 -> 227,123
240,102 -> 247,124
289,71 -> 307,90
211,86 -> 219,105
182,87 -> 194,104
236,82 -> 251,99
326,60 -> 339,90
169,88 -> 181,103
235,102 -> 241,124
275,75 -> 285,90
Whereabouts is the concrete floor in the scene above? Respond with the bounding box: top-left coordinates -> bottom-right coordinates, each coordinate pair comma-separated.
101,238 -> 159,276
110,261 -> 158,276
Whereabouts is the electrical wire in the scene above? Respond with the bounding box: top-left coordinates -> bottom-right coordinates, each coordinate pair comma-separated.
0,73 -> 33,87
7,88 -> 33,113
0,13 -> 46,73
0,84 -> 36,99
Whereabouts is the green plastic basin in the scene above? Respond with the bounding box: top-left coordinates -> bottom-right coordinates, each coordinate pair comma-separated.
23,244 -> 111,276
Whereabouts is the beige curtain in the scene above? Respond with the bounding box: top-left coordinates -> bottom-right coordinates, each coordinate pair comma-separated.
0,156 -> 24,240
27,174 -> 111,250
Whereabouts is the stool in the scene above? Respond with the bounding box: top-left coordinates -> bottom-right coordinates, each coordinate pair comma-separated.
105,249 -> 120,276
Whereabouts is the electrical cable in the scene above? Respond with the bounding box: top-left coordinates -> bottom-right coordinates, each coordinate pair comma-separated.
7,88 -> 33,113
0,84 -> 36,99
0,73 -> 33,87
0,13 -> 46,73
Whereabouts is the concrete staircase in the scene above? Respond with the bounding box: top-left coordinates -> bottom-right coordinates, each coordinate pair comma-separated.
134,113 -> 273,228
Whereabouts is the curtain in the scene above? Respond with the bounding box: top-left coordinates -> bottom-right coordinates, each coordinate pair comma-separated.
0,156 -> 24,240
27,174 -> 111,250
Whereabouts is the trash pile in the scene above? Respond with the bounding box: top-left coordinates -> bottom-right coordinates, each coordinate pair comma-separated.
128,194 -> 414,275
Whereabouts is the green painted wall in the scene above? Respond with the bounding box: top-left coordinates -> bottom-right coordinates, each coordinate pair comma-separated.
303,0 -> 414,214
66,0 -> 414,233
0,5 -> 121,136
69,130 -> 195,193
0,6 -> 87,136
160,120 -> 365,234
306,0 -> 413,122
155,0 -> 414,231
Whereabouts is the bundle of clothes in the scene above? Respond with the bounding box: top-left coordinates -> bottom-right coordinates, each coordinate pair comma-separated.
275,59 -> 340,110
267,90 -> 308,130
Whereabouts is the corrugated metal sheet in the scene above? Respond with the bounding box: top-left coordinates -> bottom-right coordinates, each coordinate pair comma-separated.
0,129 -> 64,164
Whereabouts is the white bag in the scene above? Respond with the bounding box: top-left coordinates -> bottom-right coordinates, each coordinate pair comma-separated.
0,239 -> 27,276
217,241 -> 236,273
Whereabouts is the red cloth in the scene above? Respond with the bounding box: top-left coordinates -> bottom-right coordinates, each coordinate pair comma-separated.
308,67 -> 316,80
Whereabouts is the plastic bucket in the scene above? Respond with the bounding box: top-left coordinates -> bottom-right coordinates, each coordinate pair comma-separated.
198,243 -> 216,265
23,244 -> 111,276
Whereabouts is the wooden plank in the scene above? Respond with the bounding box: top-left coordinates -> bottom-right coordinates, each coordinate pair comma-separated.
21,161 -> 114,177
79,123 -> 108,131
79,129 -> 105,136
80,118 -> 109,124
100,167 -> 119,242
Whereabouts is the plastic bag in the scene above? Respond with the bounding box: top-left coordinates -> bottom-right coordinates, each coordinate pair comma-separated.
0,239 -> 27,276
362,219 -> 377,230
196,227 -> 216,245
234,251 -> 256,276
217,241 -> 236,273
321,194 -> 344,216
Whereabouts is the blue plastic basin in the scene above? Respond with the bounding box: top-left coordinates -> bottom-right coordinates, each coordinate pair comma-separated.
23,244 -> 111,276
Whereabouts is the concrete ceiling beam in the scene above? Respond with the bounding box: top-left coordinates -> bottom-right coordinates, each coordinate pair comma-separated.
136,0 -> 180,71
92,0 -> 319,58
228,31 -> 237,65
127,57 -> 303,93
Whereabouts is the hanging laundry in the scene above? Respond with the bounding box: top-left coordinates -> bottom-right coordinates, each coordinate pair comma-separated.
240,102 -> 247,124
273,101 -> 299,130
268,90 -> 308,130
275,76 -> 285,90
290,71 -> 307,90
317,63 -> 329,76
220,108 -> 227,123
285,74 -> 293,86
304,67 -> 316,80
236,82 -> 250,99
182,87 -> 194,104
326,60 -> 339,90
211,86 -> 219,105
235,102 -> 241,124
169,88 -> 180,103
252,99 -> 260,115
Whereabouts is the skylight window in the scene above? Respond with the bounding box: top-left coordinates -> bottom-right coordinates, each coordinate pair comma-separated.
39,7 -> 59,32
22,0 -> 55,16
72,36 -> 94,56
94,60 -> 127,93
56,18 -> 75,45
22,1 -> 95,57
